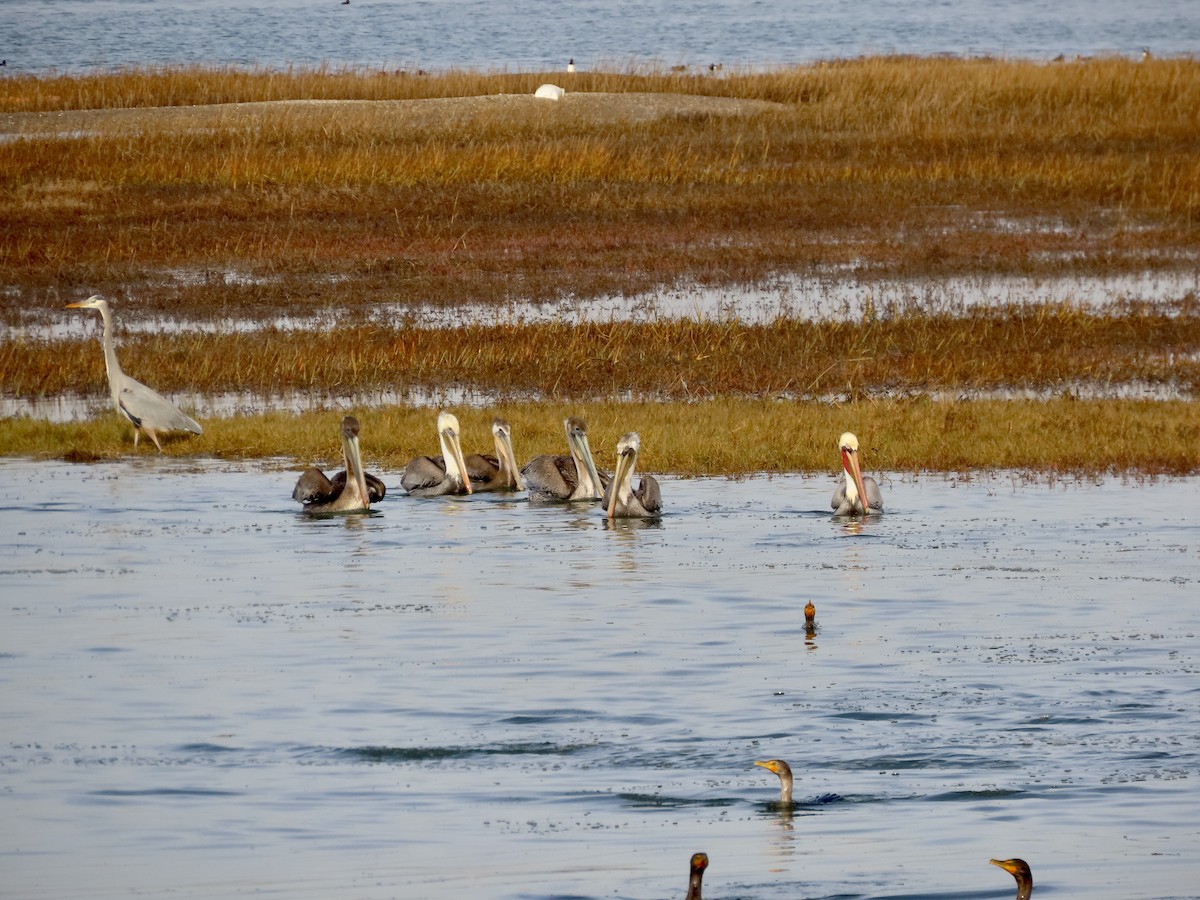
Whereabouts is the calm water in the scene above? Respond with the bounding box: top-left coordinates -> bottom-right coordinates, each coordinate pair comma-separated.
1,458 -> 1197,899
2,0 -> 1198,75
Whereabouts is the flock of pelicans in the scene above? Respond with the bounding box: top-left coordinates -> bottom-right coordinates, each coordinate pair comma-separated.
67,294 -> 887,518
66,296 -> 1033,896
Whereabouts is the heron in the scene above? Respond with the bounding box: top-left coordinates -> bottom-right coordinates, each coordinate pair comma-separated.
65,295 -> 202,452
464,417 -> 525,492
521,416 -> 606,502
401,410 -> 473,497
990,858 -> 1033,900
685,852 -> 708,900
831,431 -> 883,516
753,758 -> 794,805
292,415 -> 383,513
602,432 -> 661,518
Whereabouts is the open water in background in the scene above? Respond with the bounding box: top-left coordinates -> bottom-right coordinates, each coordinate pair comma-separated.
1,0 -> 1198,75
1,458 -> 1197,898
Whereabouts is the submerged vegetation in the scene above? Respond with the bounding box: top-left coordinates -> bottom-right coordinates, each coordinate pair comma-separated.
1,59 -> 1198,473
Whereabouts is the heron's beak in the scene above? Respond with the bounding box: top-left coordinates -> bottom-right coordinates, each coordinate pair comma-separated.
843,448 -> 870,516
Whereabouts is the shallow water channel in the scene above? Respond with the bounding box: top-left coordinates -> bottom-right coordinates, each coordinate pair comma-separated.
1,459 -> 1197,899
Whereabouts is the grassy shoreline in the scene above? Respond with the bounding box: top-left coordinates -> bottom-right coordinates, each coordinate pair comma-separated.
2,398 -> 1197,476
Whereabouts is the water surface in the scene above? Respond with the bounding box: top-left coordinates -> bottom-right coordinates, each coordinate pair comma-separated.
3,0 -> 1199,75
1,458 -> 1196,898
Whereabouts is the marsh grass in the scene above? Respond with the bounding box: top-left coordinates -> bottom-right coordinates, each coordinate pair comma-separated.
1,398 -> 1196,476
7,301 -> 1198,400
3,57 -> 1199,313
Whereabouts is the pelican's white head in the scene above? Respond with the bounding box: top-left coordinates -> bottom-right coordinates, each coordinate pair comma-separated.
606,431 -> 641,518
565,416 -> 602,499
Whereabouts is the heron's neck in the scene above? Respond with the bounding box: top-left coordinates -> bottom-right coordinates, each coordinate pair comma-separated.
97,307 -> 124,401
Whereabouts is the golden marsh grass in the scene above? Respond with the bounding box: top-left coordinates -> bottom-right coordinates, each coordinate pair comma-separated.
2,399 -> 1196,477
3,57 -> 1199,314
6,302 -> 1197,400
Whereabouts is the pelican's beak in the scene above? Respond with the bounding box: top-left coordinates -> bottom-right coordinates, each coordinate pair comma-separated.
342,429 -> 369,510
574,431 -> 603,500
842,447 -> 870,516
495,427 -> 524,491
607,444 -> 635,519
443,425 -> 472,494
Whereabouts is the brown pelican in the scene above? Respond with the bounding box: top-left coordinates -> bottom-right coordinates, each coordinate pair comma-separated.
602,432 -> 662,518
464,418 -> 524,492
65,295 -> 202,452
753,758 -> 794,805
990,858 -> 1033,900
685,852 -> 708,900
401,410 -> 473,497
521,416 -> 605,502
831,431 -> 883,516
292,416 -> 382,513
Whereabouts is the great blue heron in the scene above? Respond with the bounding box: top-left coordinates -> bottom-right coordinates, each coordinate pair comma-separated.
602,432 -> 661,518
401,411 -> 473,497
292,415 -> 384,513
831,431 -> 883,516
65,295 -> 202,451
521,416 -> 605,502
464,418 -> 525,492
990,859 -> 1033,900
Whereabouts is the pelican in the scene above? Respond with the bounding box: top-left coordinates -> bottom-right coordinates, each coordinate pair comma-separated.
602,432 -> 662,518
292,416 -> 382,513
65,295 -> 202,452
753,758 -> 794,805
401,410 -> 473,497
990,858 -> 1033,900
685,852 -> 708,900
831,431 -> 883,516
521,416 -> 605,502
464,418 -> 525,492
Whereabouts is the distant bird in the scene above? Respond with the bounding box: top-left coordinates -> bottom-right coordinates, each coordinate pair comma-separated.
602,432 -> 662,518
521,416 -> 606,501
990,858 -> 1033,900
65,295 -> 202,452
753,758 -> 794,805
567,58 -> 575,73
464,417 -> 524,492
685,852 -> 708,900
1141,47 -> 1152,62
292,416 -> 384,513
831,431 -> 883,516
401,410 -> 473,497
0,60 -> 7,67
